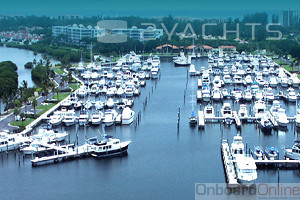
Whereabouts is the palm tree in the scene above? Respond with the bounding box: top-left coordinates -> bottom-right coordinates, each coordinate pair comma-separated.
22,95 -> 28,113
32,98 -> 37,117
20,113 -> 26,127
13,107 -> 19,119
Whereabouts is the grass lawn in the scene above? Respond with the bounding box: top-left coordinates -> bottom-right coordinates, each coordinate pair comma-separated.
10,118 -> 35,128
69,84 -> 80,91
52,92 -> 71,101
52,67 -> 65,75
35,103 -> 56,116
273,59 -> 286,65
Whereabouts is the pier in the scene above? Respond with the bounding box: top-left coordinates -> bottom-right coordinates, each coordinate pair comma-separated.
221,140 -> 238,187
198,110 -> 205,128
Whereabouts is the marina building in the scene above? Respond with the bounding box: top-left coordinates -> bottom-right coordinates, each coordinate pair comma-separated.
52,25 -> 163,44
282,10 -> 300,27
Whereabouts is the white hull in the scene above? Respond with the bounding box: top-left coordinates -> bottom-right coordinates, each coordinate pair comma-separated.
63,121 -> 75,127
0,143 -> 20,152
122,116 -> 134,125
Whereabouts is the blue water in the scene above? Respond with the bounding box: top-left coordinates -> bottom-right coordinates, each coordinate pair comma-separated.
0,58 -> 299,200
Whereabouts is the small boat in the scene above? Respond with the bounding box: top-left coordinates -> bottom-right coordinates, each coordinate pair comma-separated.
212,88 -> 222,101
106,98 -> 115,109
265,87 -> 274,102
201,87 -> 211,102
251,146 -> 264,160
243,89 -> 252,101
49,111 -> 63,126
174,55 -> 190,66
265,147 -> 279,160
189,111 -> 197,125
284,140 -> 300,160
151,67 -> 159,79
62,110 -> 76,127
222,88 -> 230,99
253,100 -> 266,119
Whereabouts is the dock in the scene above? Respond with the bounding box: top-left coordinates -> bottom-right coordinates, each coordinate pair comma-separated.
233,111 -> 241,128
31,144 -> 92,166
255,159 -> 300,168
221,140 -> 238,187
266,111 -> 278,127
198,110 -> 205,128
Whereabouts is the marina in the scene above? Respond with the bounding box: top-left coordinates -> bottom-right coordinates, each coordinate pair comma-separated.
1,49 -> 300,199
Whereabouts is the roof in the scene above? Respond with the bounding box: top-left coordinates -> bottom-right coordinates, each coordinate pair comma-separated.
201,45 -> 213,50
156,44 -> 179,50
219,45 -> 236,49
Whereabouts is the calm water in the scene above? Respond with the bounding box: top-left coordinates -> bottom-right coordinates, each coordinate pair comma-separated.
0,58 -> 299,200
0,46 -> 59,113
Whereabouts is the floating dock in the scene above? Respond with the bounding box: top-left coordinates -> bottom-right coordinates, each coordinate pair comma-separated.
198,111 -> 205,128
31,144 -> 92,166
221,140 -> 238,187
233,111 -> 241,128
255,159 -> 300,168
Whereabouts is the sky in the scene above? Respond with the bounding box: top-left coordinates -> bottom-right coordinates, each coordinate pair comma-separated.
0,0 -> 299,17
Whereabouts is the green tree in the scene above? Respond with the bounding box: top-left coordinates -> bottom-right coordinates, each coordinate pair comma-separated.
20,112 -> 26,127
13,107 -> 19,118
32,98 -> 37,116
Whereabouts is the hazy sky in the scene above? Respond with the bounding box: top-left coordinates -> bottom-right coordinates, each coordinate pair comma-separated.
0,0 -> 298,16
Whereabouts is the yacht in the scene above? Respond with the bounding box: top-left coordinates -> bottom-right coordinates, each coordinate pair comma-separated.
103,109 -> 118,127
230,135 -> 257,185
238,104 -> 248,119
152,55 -> 160,67
106,98 -> 115,109
222,88 -> 230,99
221,103 -> 232,124
232,89 -> 243,101
259,114 -> 273,132
245,75 -> 252,84
106,87 -> 115,97
270,100 -> 281,121
269,76 -> 278,87
95,101 -> 104,110
204,105 -> 215,119
233,75 -> 243,85
91,111 -> 104,125
121,107 -> 135,125
90,84 -> 99,95
0,132 -> 29,152
284,140 -> 300,160
77,87 -> 87,98
281,77 -> 288,87
265,87 -> 275,102
21,140 -> 46,155
90,135 -> 131,158
251,146 -> 264,160
212,76 -> 222,88
202,72 -> 210,86
254,90 -> 264,100
49,111 -> 63,126
78,110 -> 89,126
243,89 -> 253,101
253,100 -> 266,119
212,88 -> 222,101
287,88 -> 297,102
31,128 -> 68,143
277,108 -> 289,127
201,87 -> 211,102
151,67 -> 159,79
291,74 -> 299,87
223,75 -> 232,84
265,147 -> 279,160
125,87 -> 134,97
62,110 -> 76,127
174,55 -> 190,66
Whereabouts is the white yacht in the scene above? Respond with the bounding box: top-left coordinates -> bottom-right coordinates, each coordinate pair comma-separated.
91,111 -> 104,125
230,135 -> 257,185
265,147 -> 279,160
287,88 -> 297,102
21,140 -> 46,155
265,87 -> 275,102
95,101 -> 104,110
277,108 -> 289,127
253,100 -> 266,119
103,109 -> 118,127
245,75 -> 252,84
269,76 -> 278,87
281,77 -> 289,87
90,135 -> 131,158
212,88 -> 222,101
251,146 -> 264,160
31,128 -> 68,143
204,105 -> 215,119
78,110 -> 89,126
238,104 -> 248,119
90,84 -> 99,95
106,98 -> 115,109
233,75 -> 243,84
0,132 -> 29,152
284,140 -> 300,160
49,111 -> 63,126
270,100 -> 281,121
62,110 -> 76,127
151,67 -> 159,79
121,107 -> 135,125
254,90 -> 264,100
174,55 -> 190,66
221,103 -> 232,124
125,87 -> 134,97
223,75 -> 232,84
291,74 -> 299,87
243,89 -> 252,101
212,76 -> 222,88
201,87 -> 211,102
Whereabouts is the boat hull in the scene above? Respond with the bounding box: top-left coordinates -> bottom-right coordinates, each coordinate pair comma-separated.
91,144 -> 130,158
